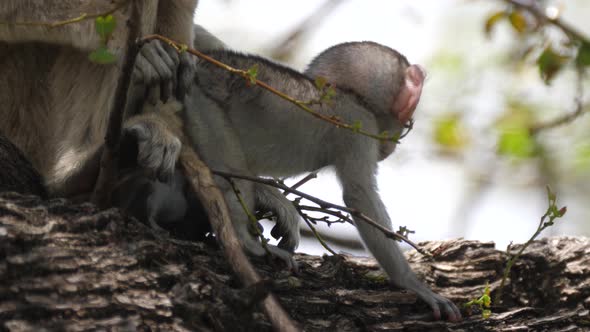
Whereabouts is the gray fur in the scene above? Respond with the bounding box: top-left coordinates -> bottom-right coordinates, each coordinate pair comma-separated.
181,43 -> 460,320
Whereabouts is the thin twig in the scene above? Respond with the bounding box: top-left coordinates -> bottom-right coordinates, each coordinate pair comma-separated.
494,186 -> 566,304
140,34 -> 403,143
285,172 -> 318,196
498,0 -> 590,133
0,1 -> 129,28
212,170 -> 432,257
298,205 -> 352,225
502,0 -> 590,44
530,70 -> 587,134
301,215 -> 338,255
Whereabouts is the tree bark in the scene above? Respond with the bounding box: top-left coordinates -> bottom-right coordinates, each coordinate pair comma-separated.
1,192 -> 589,331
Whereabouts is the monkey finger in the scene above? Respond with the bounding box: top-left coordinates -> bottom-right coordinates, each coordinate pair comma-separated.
147,85 -> 161,106
425,293 -> 461,322
132,55 -> 151,83
266,245 -> 299,273
160,39 -> 180,67
142,40 -> 174,82
277,236 -> 297,253
270,223 -> 286,239
160,80 -> 174,103
125,83 -> 149,117
125,123 -> 149,142
444,299 -> 462,322
176,52 -> 196,99
157,139 -> 181,183
137,142 -> 165,176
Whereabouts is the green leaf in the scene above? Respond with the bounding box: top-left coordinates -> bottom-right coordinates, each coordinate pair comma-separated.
246,64 -> 259,85
315,76 -> 327,90
95,15 -> 116,41
508,11 -> 528,34
88,46 -> 117,64
485,11 -> 507,37
320,85 -> 337,103
576,41 -> 590,67
537,47 -> 570,84
497,125 -> 536,158
433,113 -> 469,150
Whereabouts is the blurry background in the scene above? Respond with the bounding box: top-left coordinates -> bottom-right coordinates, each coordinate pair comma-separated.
194,0 -> 590,255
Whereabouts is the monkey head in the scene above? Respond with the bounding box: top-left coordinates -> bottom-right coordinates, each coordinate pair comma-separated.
305,41 -> 425,126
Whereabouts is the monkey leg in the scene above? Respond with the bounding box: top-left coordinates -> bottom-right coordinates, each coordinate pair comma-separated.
215,175 -> 297,270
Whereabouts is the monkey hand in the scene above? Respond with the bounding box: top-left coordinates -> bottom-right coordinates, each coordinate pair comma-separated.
402,277 -> 462,322
132,40 -> 195,105
241,229 -> 299,272
120,116 -> 182,183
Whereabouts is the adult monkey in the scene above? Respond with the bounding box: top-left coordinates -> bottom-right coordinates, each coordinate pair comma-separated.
0,0 -> 197,198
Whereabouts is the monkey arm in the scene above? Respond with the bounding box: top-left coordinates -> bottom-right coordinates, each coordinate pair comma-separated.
156,0 -> 198,45
337,158 -> 461,321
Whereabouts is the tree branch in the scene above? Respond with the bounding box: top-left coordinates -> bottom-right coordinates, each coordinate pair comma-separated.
179,144 -> 300,332
502,0 -> 590,44
91,0 -> 140,207
530,70 -> 588,134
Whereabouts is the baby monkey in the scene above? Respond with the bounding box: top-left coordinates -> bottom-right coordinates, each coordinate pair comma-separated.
120,41 -> 461,321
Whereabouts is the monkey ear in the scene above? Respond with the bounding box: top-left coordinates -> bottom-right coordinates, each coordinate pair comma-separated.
392,65 -> 425,124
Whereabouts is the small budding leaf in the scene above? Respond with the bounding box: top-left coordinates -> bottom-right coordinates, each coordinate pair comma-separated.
326,86 -> 336,98
546,186 -> 557,205
508,11 -> 528,34
352,120 -> 362,132
315,76 -> 327,90
558,206 -> 567,217
95,15 -> 116,41
178,43 -> 189,53
246,64 -> 259,85
537,46 -> 570,84
485,11 -> 507,37
575,41 -> 590,67
89,46 -> 117,64
321,85 -> 337,103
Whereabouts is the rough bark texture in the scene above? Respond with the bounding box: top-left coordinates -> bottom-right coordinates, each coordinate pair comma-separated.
1,192 -> 589,331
